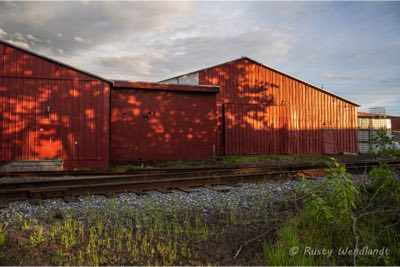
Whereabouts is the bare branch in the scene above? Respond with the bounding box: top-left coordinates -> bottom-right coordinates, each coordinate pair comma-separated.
233,226 -> 278,261
352,208 -> 400,266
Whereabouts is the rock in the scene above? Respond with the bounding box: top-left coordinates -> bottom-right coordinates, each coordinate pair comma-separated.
0,174 -> 376,224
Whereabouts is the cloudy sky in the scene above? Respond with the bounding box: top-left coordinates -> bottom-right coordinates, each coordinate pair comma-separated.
0,1 -> 399,114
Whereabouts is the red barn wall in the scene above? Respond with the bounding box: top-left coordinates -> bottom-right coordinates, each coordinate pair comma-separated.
389,116 -> 400,131
0,42 -> 110,170
110,87 -> 217,163
198,58 -> 358,155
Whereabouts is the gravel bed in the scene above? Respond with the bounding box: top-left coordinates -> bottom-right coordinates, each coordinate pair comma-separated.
0,174 -> 370,223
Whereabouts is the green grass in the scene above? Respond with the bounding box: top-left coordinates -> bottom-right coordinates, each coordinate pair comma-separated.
0,223 -> 6,246
263,163 -> 400,266
3,160 -> 398,265
3,205 -> 215,265
0,189 -> 276,266
218,154 -> 323,165
110,154 -> 329,170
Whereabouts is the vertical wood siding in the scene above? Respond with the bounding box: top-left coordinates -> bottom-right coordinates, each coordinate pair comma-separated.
0,42 -> 110,169
389,116 -> 400,131
199,58 -> 358,155
110,88 -> 216,163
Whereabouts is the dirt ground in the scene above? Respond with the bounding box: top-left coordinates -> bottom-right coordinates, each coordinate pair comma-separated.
0,202 -> 293,266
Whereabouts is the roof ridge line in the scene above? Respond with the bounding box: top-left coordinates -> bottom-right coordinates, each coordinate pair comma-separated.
0,39 -> 111,83
159,56 -> 360,107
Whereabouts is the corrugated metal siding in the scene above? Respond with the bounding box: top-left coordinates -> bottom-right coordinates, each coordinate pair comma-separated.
110,88 -> 216,163
389,116 -> 400,131
0,42 -> 110,169
199,58 -> 358,155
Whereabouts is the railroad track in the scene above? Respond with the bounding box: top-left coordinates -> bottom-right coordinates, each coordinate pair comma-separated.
0,161 -> 399,207
1,159 -> 400,178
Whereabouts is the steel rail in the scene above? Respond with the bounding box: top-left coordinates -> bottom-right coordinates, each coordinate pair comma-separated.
0,161 -> 399,207
0,169 -> 323,205
1,159 -> 400,178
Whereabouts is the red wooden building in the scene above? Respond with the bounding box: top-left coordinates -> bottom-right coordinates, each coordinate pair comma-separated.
110,81 -> 218,163
388,116 -> 400,131
0,39 -> 363,170
161,57 -> 360,155
0,40 -> 110,170
0,40 -> 220,169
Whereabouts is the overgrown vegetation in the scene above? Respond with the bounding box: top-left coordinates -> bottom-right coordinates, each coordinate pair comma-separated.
0,223 -> 7,246
369,129 -> 400,156
1,160 -> 398,265
0,195 -> 278,265
264,160 -> 400,265
110,154 -> 362,170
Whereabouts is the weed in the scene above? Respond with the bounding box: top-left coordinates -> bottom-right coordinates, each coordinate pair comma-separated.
22,219 -> 31,231
110,154 -> 327,170
364,165 -> 399,204
17,212 -> 23,223
303,159 -> 358,223
0,223 -> 7,246
264,160 -> 400,265
29,226 -> 45,247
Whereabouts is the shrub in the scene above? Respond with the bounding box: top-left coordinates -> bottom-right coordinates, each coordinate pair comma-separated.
264,160 -> 400,266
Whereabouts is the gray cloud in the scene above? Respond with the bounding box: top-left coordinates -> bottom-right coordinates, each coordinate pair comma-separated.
74,36 -> 91,45
0,1 -> 191,55
0,1 -> 399,114
325,73 -> 389,83
0,28 -> 6,38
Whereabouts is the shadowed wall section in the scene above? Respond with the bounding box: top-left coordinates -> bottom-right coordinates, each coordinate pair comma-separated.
1,39 -> 360,170
389,116 -> 400,131
197,58 -> 359,155
110,82 -> 218,163
0,41 -> 110,170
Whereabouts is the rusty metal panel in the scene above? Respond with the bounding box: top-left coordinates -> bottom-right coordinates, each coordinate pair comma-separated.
0,42 -> 110,170
389,116 -> 400,131
216,103 -> 224,155
199,57 -> 358,156
110,85 -> 217,163
323,130 -> 335,154
113,81 -> 219,93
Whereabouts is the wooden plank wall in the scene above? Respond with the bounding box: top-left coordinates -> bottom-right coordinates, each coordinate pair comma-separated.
199,58 -> 358,155
0,42 -> 110,169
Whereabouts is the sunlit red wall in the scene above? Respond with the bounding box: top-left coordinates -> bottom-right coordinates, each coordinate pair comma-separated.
110,87 -> 217,163
199,58 -> 358,155
0,42 -> 110,170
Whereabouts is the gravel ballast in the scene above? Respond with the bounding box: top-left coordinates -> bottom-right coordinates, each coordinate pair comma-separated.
0,174 -> 372,223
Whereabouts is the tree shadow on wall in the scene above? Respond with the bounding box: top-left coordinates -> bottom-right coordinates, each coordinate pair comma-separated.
0,43 -> 109,169
110,89 -> 217,164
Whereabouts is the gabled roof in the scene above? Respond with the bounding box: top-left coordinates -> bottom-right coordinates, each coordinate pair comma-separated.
358,112 -> 387,118
160,56 -> 360,107
358,112 -> 400,119
112,80 -> 219,93
0,39 -> 110,83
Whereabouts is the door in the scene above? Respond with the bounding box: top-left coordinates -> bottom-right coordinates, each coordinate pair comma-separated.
219,103 -> 225,156
323,130 -> 334,154
34,83 -> 61,160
